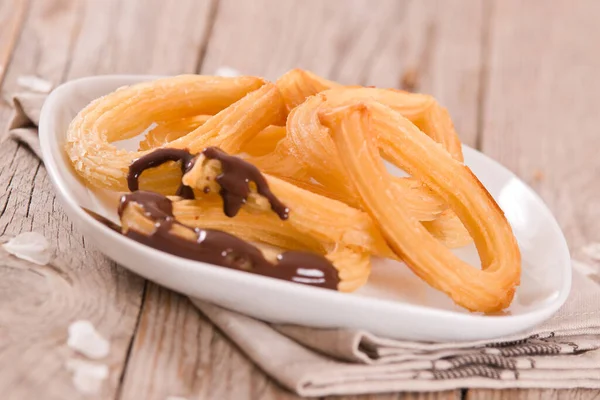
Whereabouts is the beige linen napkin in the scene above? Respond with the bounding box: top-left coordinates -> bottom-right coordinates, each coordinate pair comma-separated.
9,92 -> 600,396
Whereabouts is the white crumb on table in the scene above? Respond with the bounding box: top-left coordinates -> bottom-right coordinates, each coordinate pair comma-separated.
2,232 -> 51,265
67,320 -> 110,359
66,358 -> 109,394
16,75 -> 53,93
214,66 -> 241,77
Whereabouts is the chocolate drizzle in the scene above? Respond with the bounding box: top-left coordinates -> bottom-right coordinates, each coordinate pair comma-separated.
126,147 -> 289,220
82,207 -> 121,233
128,148 -> 196,199
118,191 -> 339,290
120,148 -> 321,286
119,190 -> 173,220
202,147 -> 289,220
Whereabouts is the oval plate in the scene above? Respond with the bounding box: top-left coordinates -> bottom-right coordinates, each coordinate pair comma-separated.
39,76 -> 571,342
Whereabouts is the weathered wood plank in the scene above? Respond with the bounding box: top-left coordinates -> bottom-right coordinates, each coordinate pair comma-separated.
121,1 -> 480,399
0,1 -> 145,399
0,0 -> 28,86
322,392 -> 461,400
0,0 -> 28,87
467,388 -> 600,400
0,0 -> 212,399
122,285 -> 304,400
201,0 -> 485,146
65,0 -> 215,78
468,0 -> 600,399
478,0 -> 600,249
0,0 -> 82,95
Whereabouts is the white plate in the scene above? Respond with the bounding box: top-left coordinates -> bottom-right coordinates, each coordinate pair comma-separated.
39,76 -> 571,342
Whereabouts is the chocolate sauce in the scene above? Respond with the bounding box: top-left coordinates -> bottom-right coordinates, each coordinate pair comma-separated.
203,147 -> 289,220
128,148 -> 196,199
119,190 -> 173,220
126,147 -> 289,220
119,191 -> 338,290
82,207 -> 122,233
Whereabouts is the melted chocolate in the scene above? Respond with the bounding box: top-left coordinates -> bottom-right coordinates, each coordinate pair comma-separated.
127,146 -> 289,220
128,148 -> 196,199
203,147 -> 289,220
118,191 -> 338,290
82,207 -> 122,233
119,190 -> 173,220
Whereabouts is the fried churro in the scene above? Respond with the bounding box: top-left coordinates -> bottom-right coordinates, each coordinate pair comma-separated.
66,69 -> 521,309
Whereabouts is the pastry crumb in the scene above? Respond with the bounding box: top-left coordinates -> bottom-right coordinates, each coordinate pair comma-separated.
67,320 -> 110,359
2,232 -> 51,265
66,358 -> 109,394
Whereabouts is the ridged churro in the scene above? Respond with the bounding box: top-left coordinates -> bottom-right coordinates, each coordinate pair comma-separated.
66,69 -> 521,309
320,102 -> 520,312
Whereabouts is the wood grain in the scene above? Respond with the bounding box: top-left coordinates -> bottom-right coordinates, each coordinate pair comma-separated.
468,0 -> 600,399
477,0 -> 600,251
0,0 -> 212,399
122,285 -> 306,400
0,0 -> 28,86
467,388 -> 600,400
0,0 -> 81,96
322,393 -> 461,400
64,0 -> 215,79
0,1 -> 146,399
201,0 -> 485,146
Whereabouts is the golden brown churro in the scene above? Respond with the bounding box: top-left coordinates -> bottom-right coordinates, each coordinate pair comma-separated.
67,69 -> 521,309
118,191 -> 342,290
319,103 -> 520,312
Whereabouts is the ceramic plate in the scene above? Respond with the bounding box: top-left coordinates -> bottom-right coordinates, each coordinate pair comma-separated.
39,75 -> 571,342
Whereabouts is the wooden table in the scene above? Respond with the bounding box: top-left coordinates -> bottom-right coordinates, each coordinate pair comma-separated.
0,0 -> 598,399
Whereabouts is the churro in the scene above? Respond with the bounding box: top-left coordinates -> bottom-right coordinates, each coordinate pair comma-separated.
118,191 -> 341,290
66,69 -> 521,309
319,102 -> 520,312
